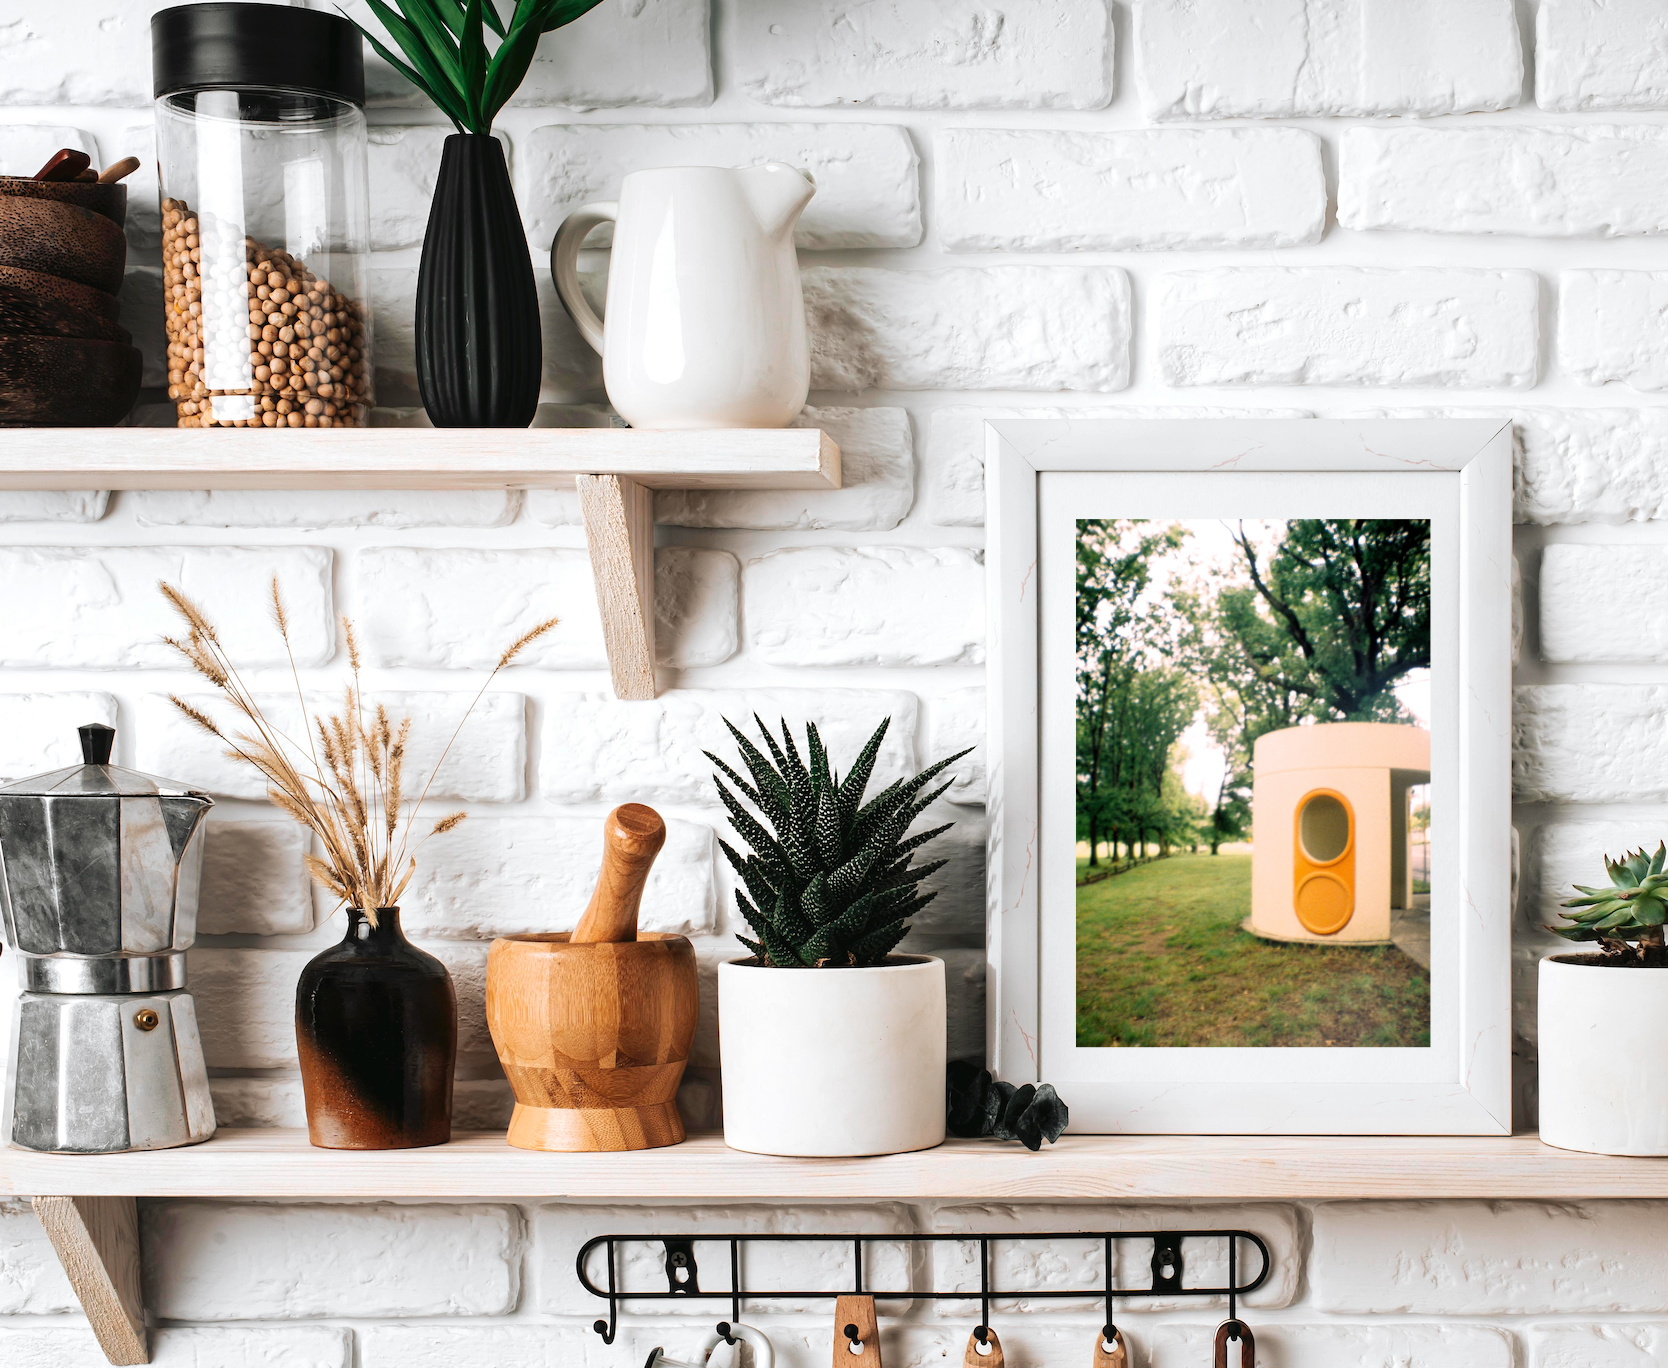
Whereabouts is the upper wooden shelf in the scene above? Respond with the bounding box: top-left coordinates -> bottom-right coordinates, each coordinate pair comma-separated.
5,1130 -> 1666,1200
0,427 -> 841,491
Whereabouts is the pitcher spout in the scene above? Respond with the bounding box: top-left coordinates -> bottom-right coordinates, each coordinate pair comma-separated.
739,161 -> 815,239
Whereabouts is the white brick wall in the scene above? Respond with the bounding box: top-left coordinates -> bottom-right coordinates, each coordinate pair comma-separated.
6,0 -> 1668,1353
1135,0 -> 1522,120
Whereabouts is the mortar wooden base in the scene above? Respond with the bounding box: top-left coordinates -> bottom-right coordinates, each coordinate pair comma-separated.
506,1100 -> 686,1153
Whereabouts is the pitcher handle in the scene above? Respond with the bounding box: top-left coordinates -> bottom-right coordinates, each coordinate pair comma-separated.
723,1324 -> 774,1368
550,199 -> 615,356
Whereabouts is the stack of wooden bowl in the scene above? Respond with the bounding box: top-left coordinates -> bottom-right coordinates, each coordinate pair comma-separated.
0,170 -> 142,426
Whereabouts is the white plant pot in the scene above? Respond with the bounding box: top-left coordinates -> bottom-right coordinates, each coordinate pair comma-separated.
718,956 -> 946,1156
1539,953 -> 1668,1155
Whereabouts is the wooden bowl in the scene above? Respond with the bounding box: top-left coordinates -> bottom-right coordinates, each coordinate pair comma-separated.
0,335 -> 141,425
485,931 -> 699,1152
0,265 -> 120,321
0,196 -> 126,294
0,175 -> 127,229
0,281 -> 129,344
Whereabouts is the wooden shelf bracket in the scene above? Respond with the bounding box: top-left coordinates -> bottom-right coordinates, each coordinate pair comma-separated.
32,1195 -> 147,1365
577,473 -> 657,700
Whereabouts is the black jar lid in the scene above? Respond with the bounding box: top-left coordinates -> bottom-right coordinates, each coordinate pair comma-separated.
152,3 -> 366,107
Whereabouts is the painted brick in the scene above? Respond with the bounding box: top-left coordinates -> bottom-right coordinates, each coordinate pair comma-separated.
357,547 -> 608,669
1560,270 -> 1668,390
346,0 -> 711,109
1530,1323 -> 1668,1368
209,1077 -> 305,1129
930,1204 -> 1300,1311
744,546 -> 985,667
139,691 -> 526,802
1537,0 -> 1668,112
1528,821 -> 1656,941
0,1199 -> 77,1312
0,546 -> 332,668
132,489 -> 520,528
143,1202 -> 517,1318
540,688 -> 918,805
401,815 -> 716,938
1514,685 -> 1668,803
198,818 -> 313,936
1314,1200 -> 1668,1313
0,123 -> 97,175
1157,269 -> 1539,389
0,1327 -> 351,1368
1148,1323 -> 1513,1368
931,688 -> 986,804
732,0 -> 1112,110
940,947 -> 987,1062
367,126 -> 453,251
1136,0 -> 1522,119
656,548 -> 739,668
0,492 -> 108,524
370,265 -> 605,408
805,266 -> 1130,392
189,948 -> 311,1069
535,1203 -> 914,1315
517,123 -> 920,249
1541,544 -> 1668,661
365,1325 -> 593,1368
532,407 -> 916,532
923,405 -> 1310,527
1367,406 -> 1668,524
118,264 -> 168,385
907,813 -> 985,941
936,127 -> 1324,251
0,693 -> 118,782
1340,126 -> 1668,237
0,1 -> 263,103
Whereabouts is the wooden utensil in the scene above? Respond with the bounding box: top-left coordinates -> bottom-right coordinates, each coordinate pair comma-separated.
95,157 -> 141,186
485,803 -> 698,1152
837,1296 -> 881,1368
1214,1320 -> 1254,1368
572,803 -> 665,943
963,1328 -> 1002,1368
32,149 -> 90,183
1092,1327 -> 1127,1368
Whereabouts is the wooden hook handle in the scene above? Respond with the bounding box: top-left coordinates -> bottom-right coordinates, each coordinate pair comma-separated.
835,1296 -> 880,1368
1092,1328 -> 1126,1368
1214,1321 -> 1254,1368
571,803 -> 666,943
964,1329 -> 1003,1368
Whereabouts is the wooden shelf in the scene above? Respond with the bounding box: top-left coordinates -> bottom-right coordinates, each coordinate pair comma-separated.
0,426 -> 840,491
0,426 -> 842,700
7,1129 -> 1668,1201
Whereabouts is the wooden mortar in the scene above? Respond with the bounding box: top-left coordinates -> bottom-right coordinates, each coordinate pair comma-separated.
485,804 -> 699,1152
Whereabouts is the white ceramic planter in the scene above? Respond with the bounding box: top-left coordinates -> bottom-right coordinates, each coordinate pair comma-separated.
1539,953 -> 1668,1155
718,956 -> 946,1156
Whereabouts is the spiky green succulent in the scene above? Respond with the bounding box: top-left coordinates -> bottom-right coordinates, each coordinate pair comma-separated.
705,715 -> 970,968
1556,842 -> 1668,965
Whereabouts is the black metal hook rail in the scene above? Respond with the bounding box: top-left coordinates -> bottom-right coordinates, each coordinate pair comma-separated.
576,1229 -> 1272,1346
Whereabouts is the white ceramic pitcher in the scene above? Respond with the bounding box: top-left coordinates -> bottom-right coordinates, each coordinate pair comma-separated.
550,163 -> 815,430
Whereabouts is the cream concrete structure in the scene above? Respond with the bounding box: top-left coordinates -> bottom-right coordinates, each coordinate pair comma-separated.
1249,722 -> 1431,944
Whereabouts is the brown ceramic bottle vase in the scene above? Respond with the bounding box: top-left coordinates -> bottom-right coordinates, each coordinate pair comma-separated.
295,907 -> 457,1149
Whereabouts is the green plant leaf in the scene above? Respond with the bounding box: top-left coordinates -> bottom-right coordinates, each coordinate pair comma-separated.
457,0 -> 488,132
390,0 -> 471,104
536,0 -> 611,31
352,0 -> 472,129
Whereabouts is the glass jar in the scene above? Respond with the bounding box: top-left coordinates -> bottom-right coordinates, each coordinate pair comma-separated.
151,3 -> 373,429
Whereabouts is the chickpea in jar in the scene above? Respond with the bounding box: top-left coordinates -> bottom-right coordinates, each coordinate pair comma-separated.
161,198 -> 372,428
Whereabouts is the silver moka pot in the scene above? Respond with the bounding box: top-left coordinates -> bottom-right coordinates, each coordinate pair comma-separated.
1,723 -> 216,1152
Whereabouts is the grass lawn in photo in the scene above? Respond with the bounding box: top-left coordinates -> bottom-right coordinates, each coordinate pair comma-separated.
1076,852 -> 1431,1048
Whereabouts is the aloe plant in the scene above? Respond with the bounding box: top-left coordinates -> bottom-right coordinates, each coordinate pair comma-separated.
706,716 -> 969,969
1555,842 -> 1668,967
346,0 -> 608,134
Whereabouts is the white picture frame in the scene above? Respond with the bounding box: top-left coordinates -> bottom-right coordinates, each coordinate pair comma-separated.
985,419 -> 1512,1135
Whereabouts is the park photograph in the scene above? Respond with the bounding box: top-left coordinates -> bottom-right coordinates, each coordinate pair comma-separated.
1075,517 -> 1434,1050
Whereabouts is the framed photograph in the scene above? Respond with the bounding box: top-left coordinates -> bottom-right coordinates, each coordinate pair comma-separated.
985,419 -> 1512,1134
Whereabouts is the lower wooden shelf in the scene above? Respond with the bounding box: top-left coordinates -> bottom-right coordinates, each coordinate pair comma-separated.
6,1128 -> 1668,1201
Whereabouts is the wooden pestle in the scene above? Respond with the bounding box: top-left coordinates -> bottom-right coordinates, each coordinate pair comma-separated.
570,803 -> 666,943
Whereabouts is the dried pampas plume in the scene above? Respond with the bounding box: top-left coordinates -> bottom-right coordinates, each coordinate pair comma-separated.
160,577 -> 557,928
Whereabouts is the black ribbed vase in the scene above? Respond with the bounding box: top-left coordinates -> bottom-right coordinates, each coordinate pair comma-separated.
415,134 -> 541,427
